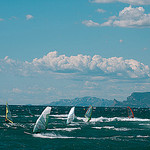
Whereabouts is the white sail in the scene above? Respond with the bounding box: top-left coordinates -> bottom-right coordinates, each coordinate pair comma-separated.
66,107 -> 75,124
33,106 -> 52,133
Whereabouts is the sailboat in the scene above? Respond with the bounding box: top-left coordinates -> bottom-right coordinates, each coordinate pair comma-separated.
84,105 -> 92,122
127,106 -> 134,118
66,107 -> 75,124
33,106 -> 52,133
5,102 -> 13,123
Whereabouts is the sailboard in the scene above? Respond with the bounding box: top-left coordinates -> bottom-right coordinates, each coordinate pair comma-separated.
127,106 -> 134,118
85,105 -> 92,122
5,102 -> 13,123
24,131 -> 32,135
33,106 -> 52,133
27,107 -> 34,116
66,107 -> 75,124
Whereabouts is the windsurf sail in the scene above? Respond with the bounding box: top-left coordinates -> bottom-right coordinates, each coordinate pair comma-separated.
66,107 -> 75,124
85,105 -> 92,122
5,102 -> 13,123
27,107 -> 34,116
33,106 -> 52,133
127,106 -> 134,118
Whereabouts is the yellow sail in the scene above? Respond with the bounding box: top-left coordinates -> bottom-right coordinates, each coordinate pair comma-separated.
5,102 -> 13,123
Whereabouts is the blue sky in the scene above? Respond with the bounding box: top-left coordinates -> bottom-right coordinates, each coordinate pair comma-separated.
0,0 -> 150,104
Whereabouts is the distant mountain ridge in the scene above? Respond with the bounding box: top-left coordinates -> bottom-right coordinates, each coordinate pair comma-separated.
50,92 -> 150,108
50,96 -> 114,107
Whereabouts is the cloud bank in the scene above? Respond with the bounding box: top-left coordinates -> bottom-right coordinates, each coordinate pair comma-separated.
0,51 -> 150,79
82,6 -> 150,28
31,51 -> 150,79
91,0 -> 150,5
0,51 -> 146,79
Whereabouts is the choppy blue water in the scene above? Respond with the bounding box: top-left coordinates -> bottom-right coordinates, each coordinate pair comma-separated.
0,105 -> 150,150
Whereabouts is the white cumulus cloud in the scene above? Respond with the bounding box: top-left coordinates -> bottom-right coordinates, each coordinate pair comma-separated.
83,6 -> 150,28
0,51 -> 150,80
97,8 -> 106,13
82,20 -> 100,27
120,39 -> 123,43
85,81 -> 99,89
12,88 -> 22,93
91,0 -> 150,5
26,14 -> 33,20
30,51 -> 150,79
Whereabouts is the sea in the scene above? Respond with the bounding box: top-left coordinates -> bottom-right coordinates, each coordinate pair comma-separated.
0,105 -> 150,150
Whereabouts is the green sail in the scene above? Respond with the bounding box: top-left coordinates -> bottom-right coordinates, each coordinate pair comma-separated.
85,105 -> 92,122
33,107 -> 52,133
5,102 -> 13,123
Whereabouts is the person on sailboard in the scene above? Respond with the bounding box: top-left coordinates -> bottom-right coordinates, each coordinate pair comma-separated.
5,118 -> 8,123
127,106 -> 134,118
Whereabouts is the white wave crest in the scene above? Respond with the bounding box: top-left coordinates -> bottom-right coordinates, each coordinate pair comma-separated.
33,133 -> 74,139
76,117 -> 85,121
92,127 -> 102,129
92,126 -> 130,131
137,135 -> 149,138
50,114 -> 67,118
139,123 -> 150,126
12,115 -> 18,118
47,127 -> 81,132
25,116 -> 31,118
54,117 -> 67,120
33,133 -> 101,140
103,126 -> 115,129
90,117 -> 150,122
50,114 -> 68,120
69,122 -> 81,126
0,115 -> 5,117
